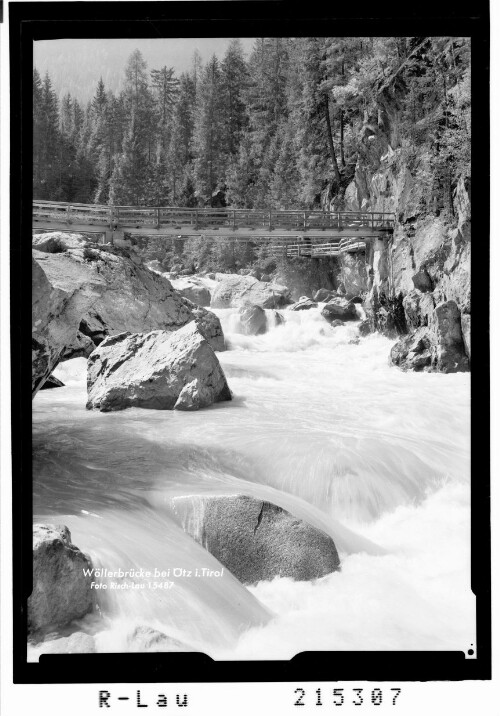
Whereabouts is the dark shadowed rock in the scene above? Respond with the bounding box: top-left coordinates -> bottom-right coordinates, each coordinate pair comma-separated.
430,300 -> 469,372
87,323 -> 232,412
461,313 -> 471,359
60,330 -> 96,360
289,297 -> 318,311
171,494 -> 340,585
390,301 -> 468,373
211,274 -> 290,309
321,297 -> 357,322
40,374 -> 65,390
390,328 -> 432,371
260,273 -> 271,282
331,319 -> 344,327
28,525 -> 95,633
358,319 -> 372,336
239,304 -> 267,335
411,268 -> 433,292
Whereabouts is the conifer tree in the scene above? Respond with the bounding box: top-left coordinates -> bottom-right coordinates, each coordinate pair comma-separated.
220,39 -> 248,158
192,55 -> 226,205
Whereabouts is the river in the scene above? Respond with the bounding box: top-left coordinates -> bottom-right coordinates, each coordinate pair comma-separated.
30,304 -> 474,659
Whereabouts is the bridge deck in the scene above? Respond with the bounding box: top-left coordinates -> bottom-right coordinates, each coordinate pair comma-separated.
33,201 -> 394,256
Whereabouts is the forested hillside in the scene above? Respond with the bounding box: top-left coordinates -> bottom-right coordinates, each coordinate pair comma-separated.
33,36 -> 470,215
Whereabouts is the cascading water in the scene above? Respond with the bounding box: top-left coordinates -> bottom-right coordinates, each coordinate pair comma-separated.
30,302 -> 474,660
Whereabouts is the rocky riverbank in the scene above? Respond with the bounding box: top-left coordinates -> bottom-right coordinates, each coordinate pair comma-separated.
32,232 -> 225,396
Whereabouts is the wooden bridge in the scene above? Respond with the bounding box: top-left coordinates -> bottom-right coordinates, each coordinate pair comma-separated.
33,201 -> 395,257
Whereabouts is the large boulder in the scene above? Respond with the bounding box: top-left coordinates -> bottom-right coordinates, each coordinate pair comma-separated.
171,495 -> 340,585
321,297 -> 358,322
87,323 -> 232,412
177,283 -> 211,307
390,300 -> 469,373
211,274 -> 290,309
28,525 -> 94,633
32,238 -> 225,395
289,296 -> 318,311
238,304 -> 267,335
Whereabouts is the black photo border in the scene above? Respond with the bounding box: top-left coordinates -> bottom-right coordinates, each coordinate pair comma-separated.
10,0 -> 491,684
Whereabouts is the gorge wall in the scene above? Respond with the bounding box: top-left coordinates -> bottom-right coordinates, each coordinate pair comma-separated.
327,83 -> 471,372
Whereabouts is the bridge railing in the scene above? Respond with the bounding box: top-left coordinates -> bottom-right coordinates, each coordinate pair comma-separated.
33,201 -> 395,233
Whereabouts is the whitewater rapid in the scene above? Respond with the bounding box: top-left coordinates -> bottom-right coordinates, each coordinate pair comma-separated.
30,304 -> 474,659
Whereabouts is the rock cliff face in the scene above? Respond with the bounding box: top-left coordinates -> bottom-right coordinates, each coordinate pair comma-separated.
329,99 -> 471,372
32,234 -> 225,395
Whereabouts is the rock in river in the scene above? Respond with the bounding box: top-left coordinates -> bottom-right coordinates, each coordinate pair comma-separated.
211,273 -> 290,309
87,322 -> 232,412
175,280 -> 211,307
238,304 -> 268,335
321,297 -> 358,322
28,524 -> 95,633
32,237 -> 225,395
390,300 -> 469,373
171,494 -> 340,585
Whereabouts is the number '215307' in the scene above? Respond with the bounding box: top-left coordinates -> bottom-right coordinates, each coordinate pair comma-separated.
294,687 -> 402,707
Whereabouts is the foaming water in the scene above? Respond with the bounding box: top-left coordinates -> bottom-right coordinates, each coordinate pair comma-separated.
30,304 -> 473,658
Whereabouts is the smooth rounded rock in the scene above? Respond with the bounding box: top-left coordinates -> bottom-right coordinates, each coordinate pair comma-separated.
171,494 -> 340,585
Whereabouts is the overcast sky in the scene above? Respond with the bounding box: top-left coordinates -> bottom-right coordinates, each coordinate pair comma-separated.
34,37 -> 256,103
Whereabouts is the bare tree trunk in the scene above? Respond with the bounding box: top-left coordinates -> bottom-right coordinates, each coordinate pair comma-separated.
324,96 -> 341,183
